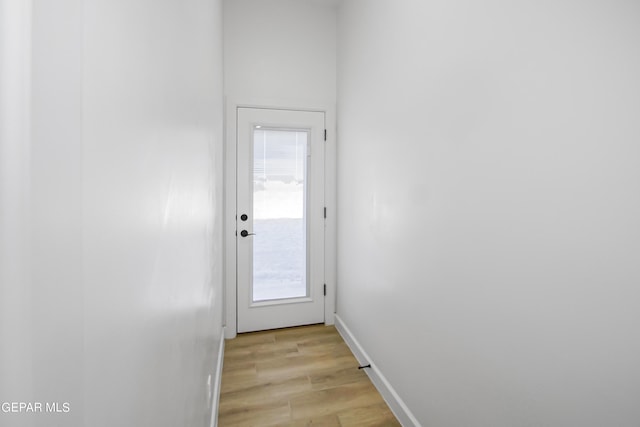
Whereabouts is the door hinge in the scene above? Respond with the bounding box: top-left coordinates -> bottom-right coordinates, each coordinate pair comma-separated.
324,284 -> 327,296
324,207 -> 327,219
324,129 -> 327,141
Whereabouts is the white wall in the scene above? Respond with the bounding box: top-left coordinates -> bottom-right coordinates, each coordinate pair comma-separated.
82,1 -> 224,426
0,0 -> 224,426
337,1 -> 640,426
29,2 -> 84,425
223,0 -> 337,336
0,2 -> 33,426
224,0 -> 337,105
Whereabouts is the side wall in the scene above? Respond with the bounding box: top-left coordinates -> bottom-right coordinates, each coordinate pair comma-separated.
0,2 -> 34,426
223,0 -> 337,337
82,1 -> 225,426
336,1 -> 640,426
0,1 -> 225,426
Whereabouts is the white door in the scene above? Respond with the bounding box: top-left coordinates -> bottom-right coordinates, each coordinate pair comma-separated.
236,107 -> 325,333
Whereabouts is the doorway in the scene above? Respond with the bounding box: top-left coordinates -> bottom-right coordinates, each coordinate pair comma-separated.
236,107 -> 325,333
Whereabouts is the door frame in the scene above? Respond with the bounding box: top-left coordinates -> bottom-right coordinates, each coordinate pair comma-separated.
224,98 -> 336,339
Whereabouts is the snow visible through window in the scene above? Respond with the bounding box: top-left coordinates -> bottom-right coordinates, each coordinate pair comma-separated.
252,129 -> 308,301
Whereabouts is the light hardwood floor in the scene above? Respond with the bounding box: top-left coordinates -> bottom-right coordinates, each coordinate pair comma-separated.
218,324 -> 400,426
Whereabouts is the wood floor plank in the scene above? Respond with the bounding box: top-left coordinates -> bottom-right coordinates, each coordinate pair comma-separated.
296,336 -> 351,355
289,382 -> 385,420
220,375 -> 311,406
218,325 -> 399,426
220,362 -> 259,394
223,342 -> 300,368
255,352 -> 354,381
336,403 -> 401,426
286,414 -> 342,426
217,398 -> 291,426
308,365 -> 370,391
225,331 -> 276,349
273,324 -> 335,343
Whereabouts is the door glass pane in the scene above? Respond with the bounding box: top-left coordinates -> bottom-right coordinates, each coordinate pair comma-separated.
252,128 -> 308,302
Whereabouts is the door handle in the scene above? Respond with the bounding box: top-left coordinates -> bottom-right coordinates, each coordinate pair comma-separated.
240,230 -> 255,237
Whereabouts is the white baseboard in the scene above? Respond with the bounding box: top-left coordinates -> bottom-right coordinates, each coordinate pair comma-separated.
210,327 -> 225,427
334,315 -> 421,427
